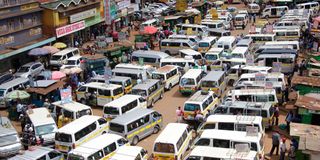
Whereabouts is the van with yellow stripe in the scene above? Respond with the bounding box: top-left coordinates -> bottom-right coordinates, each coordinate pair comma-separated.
183,91 -> 219,121
109,108 -> 163,145
91,75 -> 133,93
55,115 -> 109,153
152,123 -> 193,160
197,36 -> 217,54
131,79 -> 164,107
67,133 -> 129,160
179,69 -> 204,95
200,71 -> 226,97
76,82 -> 124,107
152,65 -> 181,91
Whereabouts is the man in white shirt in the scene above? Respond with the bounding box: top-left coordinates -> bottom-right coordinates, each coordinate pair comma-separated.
280,138 -> 287,160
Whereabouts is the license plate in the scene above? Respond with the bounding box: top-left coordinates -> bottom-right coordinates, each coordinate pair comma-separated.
58,145 -> 68,151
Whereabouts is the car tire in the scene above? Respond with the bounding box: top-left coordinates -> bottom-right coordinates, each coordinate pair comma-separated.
160,92 -> 164,99
132,136 -> 139,145
153,125 -> 160,134
165,50 -> 170,55
168,84 -> 172,91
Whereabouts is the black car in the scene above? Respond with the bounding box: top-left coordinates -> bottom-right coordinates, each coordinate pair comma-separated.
0,72 -> 14,85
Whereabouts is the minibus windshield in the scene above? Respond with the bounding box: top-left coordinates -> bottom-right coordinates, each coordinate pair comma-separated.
184,103 -> 200,111
154,142 -> 175,153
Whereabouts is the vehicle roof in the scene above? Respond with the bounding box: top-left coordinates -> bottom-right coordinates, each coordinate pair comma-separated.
162,38 -> 192,43
0,77 -> 29,89
237,81 -> 283,88
201,20 -> 224,24
154,65 -> 177,74
200,130 -> 262,142
112,68 -> 144,74
132,50 -> 169,59
168,34 -> 198,38
265,41 -> 299,45
239,72 -> 284,79
235,14 -> 246,17
217,36 -> 236,42
52,100 -> 91,112
231,88 -> 276,94
53,48 -> 78,56
199,36 -> 217,43
22,62 -> 41,67
297,1 -> 318,5
132,79 -> 160,90
180,24 -> 207,28
160,57 -> 195,63
237,39 -> 253,45
111,146 -> 143,160
206,115 -> 262,124
273,28 -> 300,32
26,108 -> 56,127
189,146 -> 257,159
201,71 -> 225,81
104,94 -> 142,108
244,34 -> 275,37
231,65 -> 272,71
0,117 -> 17,135
154,123 -> 188,144
10,147 -> 54,160
110,108 -> 155,125
207,47 -> 224,53
67,55 -> 82,60
181,69 -> 202,78
142,19 -> 157,24
179,49 -> 201,56
115,63 -> 154,70
57,115 -> 101,134
82,82 -> 122,90
257,53 -> 296,58
110,76 -> 131,82
185,91 -> 214,103
231,47 -> 249,54
69,133 -> 123,157
265,6 -> 288,9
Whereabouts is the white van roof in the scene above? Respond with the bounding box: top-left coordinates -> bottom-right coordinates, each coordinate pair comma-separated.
111,146 -> 144,160
52,100 -> 91,112
206,115 -> 262,124
200,130 -> 262,142
57,115 -> 101,134
231,88 -> 276,95
26,108 -> 56,127
179,49 -> 201,56
217,36 -> 236,43
132,50 -> 170,59
69,133 -> 123,157
66,55 -> 82,61
9,147 -> 55,160
207,47 -> 224,53
239,72 -> 284,79
154,123 -> 188,144
82,82 -> 122,90
181,69 -> 202,79
141,19 -> 157,25
231,47 -> 249,54
53,48 -> 78,56
0,77 -> 29,89
104,94 -> 142,108
189,146 -> 258,159
199,36 -> 217,43
231,65 -> 272,72
185,91 -> 214,104
160,57 -> 195,63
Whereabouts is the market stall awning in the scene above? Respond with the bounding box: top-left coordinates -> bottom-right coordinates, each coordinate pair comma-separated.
26,80 -> 65,95
292,75 -> 320,87
295,95 -> 320,111
290,123 -> 320,151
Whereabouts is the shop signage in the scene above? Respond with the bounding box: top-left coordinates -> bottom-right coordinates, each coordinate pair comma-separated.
60,88 -> 72,104
0,36 -> 14,45
105,0 -> 112,24
105,37 -> 113,43
117,0 -> 130,10
70,8 -> 97,23
56,21 -> 85,38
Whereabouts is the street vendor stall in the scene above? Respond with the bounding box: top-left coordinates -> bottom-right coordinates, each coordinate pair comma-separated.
134,27 -> 159,50
26,80 -> 64,107
174,12 -> 197,25
191,1 -> 210,18
290,123 -> 320,160
294,94 -> 320,125
292,75 -> 320,95
164,16 -> 183,29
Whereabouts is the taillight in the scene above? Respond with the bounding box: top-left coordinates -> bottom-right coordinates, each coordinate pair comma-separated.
72,143 -> 75,149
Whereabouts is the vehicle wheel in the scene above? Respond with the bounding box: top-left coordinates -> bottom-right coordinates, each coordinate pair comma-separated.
168,83 -> 172,90
102,131 -> 106,134
165,50 -> 170,55
132,136 -> 139,145
265,15 -> 269,19
27,75 -> 31,79
40,69 -> 45,73
160,92 -> 164,99
228,80 -> 234,86
153,125 -> 160,134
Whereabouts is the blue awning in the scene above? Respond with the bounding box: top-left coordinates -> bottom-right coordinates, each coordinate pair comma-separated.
0,37 -> 56,61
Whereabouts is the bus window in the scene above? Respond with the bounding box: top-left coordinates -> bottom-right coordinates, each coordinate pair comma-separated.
213,139 -> 230,148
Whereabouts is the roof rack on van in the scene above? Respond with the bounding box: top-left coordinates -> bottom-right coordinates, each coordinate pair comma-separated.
235,115 -> 256,122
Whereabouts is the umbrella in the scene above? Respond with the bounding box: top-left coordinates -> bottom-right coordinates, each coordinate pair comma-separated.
28,48 -> 50,56
5,90 -> 30,100
53,42 -> 67,49
42,46 -> 60,54
61,67 -> 83,75
143,26 -> 158,34
51,71 -> 66,80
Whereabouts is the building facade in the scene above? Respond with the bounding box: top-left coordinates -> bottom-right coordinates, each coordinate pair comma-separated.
0,0 -> 55,71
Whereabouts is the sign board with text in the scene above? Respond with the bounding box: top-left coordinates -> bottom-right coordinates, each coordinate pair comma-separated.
56,21 -> 85,38
255,73 -> 266,81
70,9 -> 97,23
60,88 -> 72,104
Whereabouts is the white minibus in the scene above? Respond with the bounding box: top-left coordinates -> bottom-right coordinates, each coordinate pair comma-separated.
160,39 -> 198,55
185,146 -> 258,160
255,53 -> 296,73
168,34 -> 201,44
193,130 -> 264,154
50,48 -> 80,69
265,41 -> 299,51
160,57 -> 197,74
103,94 -> 147,120
131,50 -> 170,67
231,47 -> 249,59
234,72 -> 286,87
153,123 -> 193,160
215,36 -> 236,52
152,65 -> 181,90
230,89 -> 278,104
67,133 -> 129,160
177,24 -> 209,36
200,71 -> 227,97
179,49 -> 203,60
243,34 -> 275,43
201,20 -> 225,29
262,6 -> 288,18
297,2 -> 319,13
197,36 -> 217,53
55,115 -> 109,153
110,146 -> 148,160
179,69 -> 204,95
197,115 -> 264,136
273,28 -> 301,41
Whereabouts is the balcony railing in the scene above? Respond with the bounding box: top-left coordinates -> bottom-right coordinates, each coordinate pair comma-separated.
0,0 -> 36,8
0,21 -> 41,36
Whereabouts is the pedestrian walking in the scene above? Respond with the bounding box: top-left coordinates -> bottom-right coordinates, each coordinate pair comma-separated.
288,139 -> 297,160
269,130 -> 281,156
273,104 -> 280,126
176,106 -> 184,123
280,138 -> 287,160
286,111 -> 293,133
194,112 -> 204,130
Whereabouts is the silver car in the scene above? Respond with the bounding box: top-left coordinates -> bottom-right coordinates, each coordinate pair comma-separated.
15,62 -> 44,78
